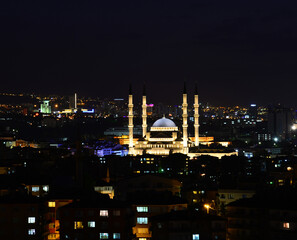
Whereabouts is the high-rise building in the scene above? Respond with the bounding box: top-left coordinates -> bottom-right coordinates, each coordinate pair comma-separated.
268,105 -> 293,140
248,104 -> 258,119
40,100 -> 51,114
69,93 -> 77,109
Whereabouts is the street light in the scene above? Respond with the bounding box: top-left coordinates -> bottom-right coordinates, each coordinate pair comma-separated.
287,166 -> 293,171
204,204 -> 210,214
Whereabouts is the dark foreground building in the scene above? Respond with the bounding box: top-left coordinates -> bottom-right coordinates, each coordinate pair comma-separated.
150,209 -> 226,240
226,189 -> 297,240
0,193 -> 44,240
58,194 -> 132,240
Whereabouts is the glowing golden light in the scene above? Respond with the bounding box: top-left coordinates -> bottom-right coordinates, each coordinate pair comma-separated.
204,204 -> 210,214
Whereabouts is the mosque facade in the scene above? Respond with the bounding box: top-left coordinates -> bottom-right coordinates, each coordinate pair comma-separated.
128,83 -> 199,156
127,84 -> 238,159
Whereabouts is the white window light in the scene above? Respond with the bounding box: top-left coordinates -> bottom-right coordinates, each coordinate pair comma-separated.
28,229 -> 36,235
28,217 -> 35,224
32,187 -> 39,192
88,221 -> 95,228
137,217 -> 148,224
193,234 -> 200,240
43,185 -> 49,192
113,233 -> 120,239
136,206 -> 148,212
100,233 -> 109,239
283,222 -> 290,229
100,210 -> 108,217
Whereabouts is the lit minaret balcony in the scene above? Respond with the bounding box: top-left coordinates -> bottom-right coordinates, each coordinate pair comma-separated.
182,82 -> 188,152
194,83 -> 199,147
128,84 -> 134,152
142,84 -> 147,138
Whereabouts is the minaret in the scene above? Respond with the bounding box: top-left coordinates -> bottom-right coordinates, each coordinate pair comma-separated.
74,93 -> 77,109
182,82 -> 188,151
194,83 -> 200,147
142,84 -> 147,138
128,84 -> 134,154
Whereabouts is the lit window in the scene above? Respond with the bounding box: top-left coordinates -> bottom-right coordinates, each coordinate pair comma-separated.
100,233 -> 109,239
193,234 -> 200,240
28,229 -> 36,235
137,217 -> 148,224
139,238 -> 147,240
48,233 -> 57,239
43,185 -> 49,192
88,221 -> 95,228
74,221 -> 83,229
278,179 -> 284,186
136,206 -> 148,212
113,210 -> 121,216
100,210 -> 108,217
138,228 -> 149,233
28,217 -> 35,223
113,233 -> 120,239
283,222 -> 290,229
32,187 -> 39,192
48,202 -> 55,208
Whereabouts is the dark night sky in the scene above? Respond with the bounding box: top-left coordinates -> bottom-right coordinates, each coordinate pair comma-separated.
1,0 -> 297,106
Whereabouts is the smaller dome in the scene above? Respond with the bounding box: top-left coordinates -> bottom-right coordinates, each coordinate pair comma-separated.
152,117 -> 176,128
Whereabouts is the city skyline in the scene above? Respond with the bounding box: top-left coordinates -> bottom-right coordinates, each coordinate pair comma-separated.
0,90 -> 295,110
2,2 -> 297,240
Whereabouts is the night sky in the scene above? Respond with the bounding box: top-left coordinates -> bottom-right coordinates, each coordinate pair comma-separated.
1,1 -> 297,106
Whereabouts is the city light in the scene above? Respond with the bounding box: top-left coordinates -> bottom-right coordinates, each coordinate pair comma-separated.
287,167 -> 293,171
204,204 -> 211,214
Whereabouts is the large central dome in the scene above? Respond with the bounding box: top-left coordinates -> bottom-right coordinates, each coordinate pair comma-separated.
152,117 -> 177,128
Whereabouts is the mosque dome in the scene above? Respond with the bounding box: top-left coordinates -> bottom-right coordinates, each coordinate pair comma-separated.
152,117 -> 177,128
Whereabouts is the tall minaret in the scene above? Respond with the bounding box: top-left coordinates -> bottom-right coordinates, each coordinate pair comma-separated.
182,82 -> 188,151
142,84 -> 147,138
74,93 -> 77,109
128,84 -> 134,153
194,83 -> 200,147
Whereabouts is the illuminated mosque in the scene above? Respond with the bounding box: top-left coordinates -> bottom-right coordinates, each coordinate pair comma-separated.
128,83 -> 199,156
127,83 -> 237,159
